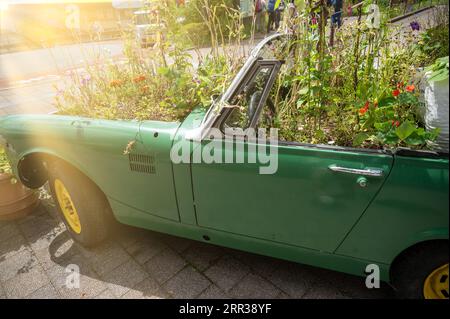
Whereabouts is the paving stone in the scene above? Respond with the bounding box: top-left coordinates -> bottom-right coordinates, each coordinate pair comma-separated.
266,262 -> 320,298
46,260 -> 107,299
182,242 -> 224,271
16,203 -> 50,225
45,254 -> 94,288
27,223 -> 66,252
101,259 -> 148,297
0,249 -> 39,282
125,235 -> 167,265
197,284 -> 228,299
94,289 -> 117,299
32,234 -> 79,270
159,234 -> 195,253
77,241 -> 131,276
309,268 -> 394,299
233,252 -> 282,279
229,273 -> 280,299
3,266 -> 50,298
275,291 -> 291,299
0,282 -> 5,298
302,282 -> 350,299
116,227 -> 150,250
0,223 -> 21,243
0,234 -> 28,261
121,278 -> 169,299
18,211 -> 59,243
204,255 -> 249,292
163,266 -> 210,299
26,283 -> 61,299
144,248 -> 187,284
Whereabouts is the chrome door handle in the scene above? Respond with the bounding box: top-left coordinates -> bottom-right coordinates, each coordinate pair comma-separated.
328,165 -> 384,177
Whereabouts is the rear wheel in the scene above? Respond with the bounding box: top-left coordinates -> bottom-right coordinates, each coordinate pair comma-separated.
48,160 -> 113,247
392,241 -> 449,299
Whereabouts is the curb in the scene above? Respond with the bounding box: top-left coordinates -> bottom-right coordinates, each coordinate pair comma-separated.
388,5 -> 435,23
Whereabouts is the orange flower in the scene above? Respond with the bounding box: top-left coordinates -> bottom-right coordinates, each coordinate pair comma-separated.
110,80 -> 123,87
133,75 -> 146,83
405,84 -> 415,92
392,89 -> 400,97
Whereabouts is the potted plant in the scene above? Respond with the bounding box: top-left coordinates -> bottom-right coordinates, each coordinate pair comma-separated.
0,146 -> 39,220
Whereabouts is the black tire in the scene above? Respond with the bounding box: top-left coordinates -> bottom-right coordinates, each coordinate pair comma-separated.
48,160 -> 113,247
392,241 -> 449,299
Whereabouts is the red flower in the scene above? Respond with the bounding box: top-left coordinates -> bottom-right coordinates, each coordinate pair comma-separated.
359,101 -> 370,115
405,84 -> 415,92
133,75 -> 146,83
392,120 -> 400,127
392,89 -> 400,97
397,82 -> 404,89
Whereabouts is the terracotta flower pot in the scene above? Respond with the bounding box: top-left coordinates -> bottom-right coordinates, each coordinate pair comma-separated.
0,172 -> 40,220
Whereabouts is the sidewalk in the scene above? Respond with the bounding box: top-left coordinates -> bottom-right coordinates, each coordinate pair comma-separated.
0,193 -> 394,299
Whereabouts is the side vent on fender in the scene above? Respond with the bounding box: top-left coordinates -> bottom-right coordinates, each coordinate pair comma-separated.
128,154 -> 156,174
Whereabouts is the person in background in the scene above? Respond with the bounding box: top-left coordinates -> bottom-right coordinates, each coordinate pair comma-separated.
254,0 -> 266,33
267,0 -> 280,33
275,0 -> 285,32
331,0 -> 343,28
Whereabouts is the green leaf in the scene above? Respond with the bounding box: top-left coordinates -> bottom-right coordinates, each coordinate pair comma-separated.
405,133 -> 426,146
374,121 -> 392,133
428,70 -> 449,82
383,131 -> 400,145
353,133 -> 369,147
395,121 -> 416,141
377,97 -> 395,107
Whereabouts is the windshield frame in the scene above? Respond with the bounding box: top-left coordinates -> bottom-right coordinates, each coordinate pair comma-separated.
199,33 -> 285,133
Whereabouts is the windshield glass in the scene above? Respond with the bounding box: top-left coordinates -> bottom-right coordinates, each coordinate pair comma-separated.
203,34 -> 287,126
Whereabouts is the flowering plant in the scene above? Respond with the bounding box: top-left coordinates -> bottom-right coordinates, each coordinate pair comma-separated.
354,83 -> 440,148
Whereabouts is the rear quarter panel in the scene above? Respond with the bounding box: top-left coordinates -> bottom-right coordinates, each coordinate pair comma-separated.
337,154 -> 449,268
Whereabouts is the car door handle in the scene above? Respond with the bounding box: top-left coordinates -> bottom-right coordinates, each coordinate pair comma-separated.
328,165 -> 384,177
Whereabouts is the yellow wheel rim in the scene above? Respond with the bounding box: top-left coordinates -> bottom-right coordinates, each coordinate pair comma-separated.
423,263 -> 449,299
54,179 -> 81,234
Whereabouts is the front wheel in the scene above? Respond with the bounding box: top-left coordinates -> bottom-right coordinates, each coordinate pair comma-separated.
48,160 -> 113,247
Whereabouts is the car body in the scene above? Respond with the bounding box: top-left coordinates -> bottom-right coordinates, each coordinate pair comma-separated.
0,34 -> 448,298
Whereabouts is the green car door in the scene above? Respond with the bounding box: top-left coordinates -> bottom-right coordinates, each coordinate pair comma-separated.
191,141 -> 393,252
190,58 -> 394,252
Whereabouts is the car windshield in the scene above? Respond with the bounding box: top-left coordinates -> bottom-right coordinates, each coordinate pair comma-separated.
202,34 -> 287,126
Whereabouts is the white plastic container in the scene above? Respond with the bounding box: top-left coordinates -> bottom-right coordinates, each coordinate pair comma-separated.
421,73 -> 449,153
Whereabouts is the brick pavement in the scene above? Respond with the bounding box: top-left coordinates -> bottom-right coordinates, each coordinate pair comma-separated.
0,192 -> 395,299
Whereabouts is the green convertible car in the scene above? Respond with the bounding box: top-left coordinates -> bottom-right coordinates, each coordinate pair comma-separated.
0,34 -> 448,299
